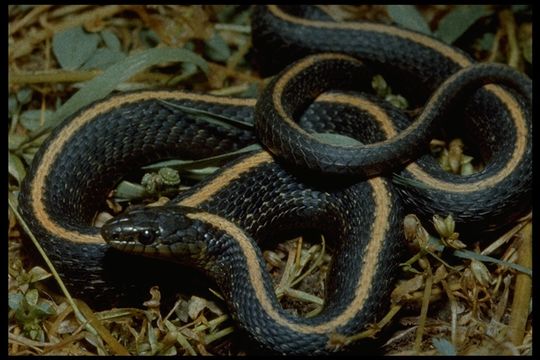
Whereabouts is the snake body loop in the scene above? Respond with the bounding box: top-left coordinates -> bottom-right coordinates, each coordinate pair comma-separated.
17,5 -> 531,354
255,55 -> 531,177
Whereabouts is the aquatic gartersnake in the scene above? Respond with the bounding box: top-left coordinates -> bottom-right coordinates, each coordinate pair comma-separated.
18,5 -> 531,355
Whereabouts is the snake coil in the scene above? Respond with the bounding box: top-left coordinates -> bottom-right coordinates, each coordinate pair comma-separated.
18,5 -> 531,355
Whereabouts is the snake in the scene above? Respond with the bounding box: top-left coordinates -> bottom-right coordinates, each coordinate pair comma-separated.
17,5 -> 531,355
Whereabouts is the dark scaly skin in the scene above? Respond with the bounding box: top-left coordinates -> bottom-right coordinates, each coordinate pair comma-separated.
251,5 -> 473,92
101,161 -> 404,354
18,92 -> 404,306
251,6 -> 532,231
255,58 -> 532,176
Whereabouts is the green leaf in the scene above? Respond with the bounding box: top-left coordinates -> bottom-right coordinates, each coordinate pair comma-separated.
9,153 -> 27,184
183,166 -> 219,181
81,48 -> 127,70
51,47 -> 209,127
205,33 -> 231,62
52,26 -> 100,70
8,293 -> 24,311
115,181 -> 147,200
101,29 -> 122,51
453,248 -> 532,276
22,147 -> 41,166
8,94 -> 19,116
28,266 -> 52,283
386,5 -> 431,35
20,109 -> 55,132
157,100 -> 253,129
312,133 -> 363,146
16,87 -> 33,105
25,289 -> 39,306
8,134 -> 26,150
424,235 -> 532,276
26,325 -> 45,342
142,143 -> 262,171
433,338 -> 457,355
187,167 -> 220,176
33,302 -> 56,317
434,5 -> 493,44
475,32 -> 495,51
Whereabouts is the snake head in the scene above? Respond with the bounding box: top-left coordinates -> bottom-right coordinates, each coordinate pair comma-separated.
101,206 -> 207,262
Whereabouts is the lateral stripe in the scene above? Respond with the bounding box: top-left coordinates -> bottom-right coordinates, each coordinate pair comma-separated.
29,92 -> 255,244
188,177 -> 391,334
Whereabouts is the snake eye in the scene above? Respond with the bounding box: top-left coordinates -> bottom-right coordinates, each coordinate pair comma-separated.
138,229 -> 156,245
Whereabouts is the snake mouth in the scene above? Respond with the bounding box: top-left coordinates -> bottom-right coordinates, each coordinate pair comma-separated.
108,240 -> 173,256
